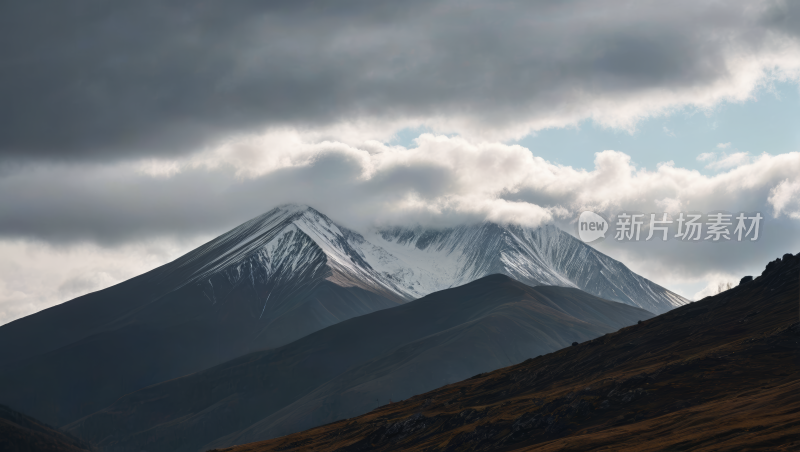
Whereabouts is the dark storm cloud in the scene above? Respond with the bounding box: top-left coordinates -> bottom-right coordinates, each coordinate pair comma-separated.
762,0 -> 800,37
0,163 -> 294,244
0,1 -> 427,161
1,0 -> 797,162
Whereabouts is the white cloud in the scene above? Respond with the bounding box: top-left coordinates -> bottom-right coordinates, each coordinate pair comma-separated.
693,274 -> 741,300
705,152 -> 752,170
697,150 -> 753,170
7,131 -> 800,240
0,237 -> 209,325
716,142 -> 732,149
655,197 -> 683,215
768,178 -> 800,219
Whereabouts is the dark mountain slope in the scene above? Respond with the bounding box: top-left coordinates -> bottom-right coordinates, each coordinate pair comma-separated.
226,252 -> 800,452
205,285 -> 652,449
0,279 -> 395,429
66,275 -> 652,452
0,404 -> 94,452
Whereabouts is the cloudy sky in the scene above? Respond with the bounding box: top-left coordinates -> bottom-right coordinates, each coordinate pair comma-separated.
2,0 -> 800,325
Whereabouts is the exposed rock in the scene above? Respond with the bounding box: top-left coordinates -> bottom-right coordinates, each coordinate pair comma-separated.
763,258 -> 782,274
621,388 -> 648,404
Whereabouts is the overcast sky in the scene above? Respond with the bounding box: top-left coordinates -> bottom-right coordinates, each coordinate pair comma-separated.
2,0 -> 800,325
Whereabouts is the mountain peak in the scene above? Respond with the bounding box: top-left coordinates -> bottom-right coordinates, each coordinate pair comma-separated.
248,203 -> 322,226
164,205 -> 685,320
272,203 -> 318,215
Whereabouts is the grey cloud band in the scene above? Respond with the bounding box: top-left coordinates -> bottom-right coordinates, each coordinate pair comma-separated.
1,0 -> 798,161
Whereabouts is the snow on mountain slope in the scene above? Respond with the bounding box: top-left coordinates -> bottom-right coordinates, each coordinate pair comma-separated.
369,222 -> 688,314
153,205 -> 415,329
163,204 -> 686,315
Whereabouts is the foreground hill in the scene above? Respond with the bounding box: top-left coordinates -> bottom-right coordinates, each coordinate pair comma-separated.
66,275 -> 652,452
0,404 -> 94,452
0,204 -> 684,429
223,252 -> 800,452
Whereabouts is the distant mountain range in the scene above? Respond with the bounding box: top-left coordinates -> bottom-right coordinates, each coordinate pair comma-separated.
65,275 -> 654,452
221,252 -> 800,452
0,204 -> 684,447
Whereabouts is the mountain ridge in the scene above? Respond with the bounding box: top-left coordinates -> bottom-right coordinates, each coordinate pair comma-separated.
64,274 -> 654,452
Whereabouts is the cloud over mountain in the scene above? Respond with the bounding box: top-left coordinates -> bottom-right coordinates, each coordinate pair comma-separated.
3,134 -> 798,243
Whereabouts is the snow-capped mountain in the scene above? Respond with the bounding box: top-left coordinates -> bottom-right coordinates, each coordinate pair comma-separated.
172,204 -> 687,317
0,203 -> 687,429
